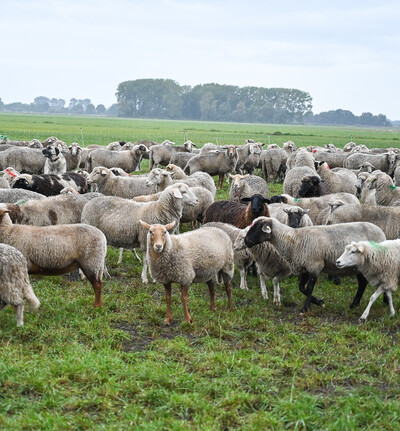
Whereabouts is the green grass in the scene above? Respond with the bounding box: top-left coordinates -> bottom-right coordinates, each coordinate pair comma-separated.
0,113 -> 400,430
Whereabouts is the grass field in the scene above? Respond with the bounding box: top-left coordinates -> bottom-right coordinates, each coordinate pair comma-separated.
0,113 -> 400,430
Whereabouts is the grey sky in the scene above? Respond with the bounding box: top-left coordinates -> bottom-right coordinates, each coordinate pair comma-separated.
2,0 -> 400,119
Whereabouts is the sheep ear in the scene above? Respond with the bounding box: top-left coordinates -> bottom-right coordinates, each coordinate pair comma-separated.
261,224 -> 271,233
243,174 -> 249,178
165,221 -> 176,231
173,189 -> 183,199
283,208 -> 290,214
163,172 -> 173,177
262,198 -> 270,203
101,169 -> 108,176
303,209 -> 311,214
192,143 -> 197,147
228,173 -> 235,179
241,197 -> 251,202
356,245 -> 365,253
139,219 -> 151,230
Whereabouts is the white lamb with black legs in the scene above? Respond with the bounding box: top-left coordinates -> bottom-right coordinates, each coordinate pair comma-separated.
336,240 -> 400,322
0,244 -> 40,326
139,221 -> 234,325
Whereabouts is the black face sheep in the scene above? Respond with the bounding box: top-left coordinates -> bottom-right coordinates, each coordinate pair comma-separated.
0,244 -> 40,327
336,240 -> 400,322
139,220 -> 234,324
243,217 -> 386,314
298,175 -> 330,198
202,194 -> 270,229
0,208 -> 107,308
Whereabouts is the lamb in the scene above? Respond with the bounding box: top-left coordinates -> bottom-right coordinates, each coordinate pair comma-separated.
269,204 -> 313,228
269,193 -> 360,224
283,167 -> 318,197
235,141 -> 263,175
233,226 -> 291,304
81,183 -> 198,283
367,172 -> 400,206
86,167 -> 156,198
0,243 -> 40,327
228,174 -> 268,201
184,145 -> 238,188
63,143 -> 83,171
316,162 -> 357,195
260,145 -> 289,182
0,208 -> 107,308
149,140 -> 196,169
0,147 -> 46,174
42,144 -> 67,175
86,144 -> 149,173
298,175 -> 330,197
326,203 -> 400,240
139,221 -> 234,324
12,172 -> 88,196
244,216 -> 386,313
146,167 -> 216,197
336,240 -> 400,322
345,152 -> 397,175
202,222 -> 254,291
203,194 -> 270,228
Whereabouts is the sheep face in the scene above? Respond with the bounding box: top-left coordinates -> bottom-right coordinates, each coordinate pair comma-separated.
268,195 -> 286,204
146,168 -> 172,187
298,176 -> 321,198
69,143 -> 82,156
241,194 -> 270,218
140,220 -> 176,253
336,242 -> 365,269
87,167 -> 113,185
244,216 -> 272,248
283,207 -> 310,228
170,183 -> 198,207
12,177 -> 32,190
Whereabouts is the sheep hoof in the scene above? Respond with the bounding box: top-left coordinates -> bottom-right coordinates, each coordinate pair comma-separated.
358,317 -> 366,324
350,301 -> 359,309
164,318 -> 171,326
317,299 -> 325,307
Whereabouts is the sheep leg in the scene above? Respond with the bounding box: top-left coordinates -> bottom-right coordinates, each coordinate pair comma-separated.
218,174 -> 224,189
89,278 -> 102,308
207,280 -> 216,311
259,273 -> 268,300
350,273 -> 368,308
164,283 -> 172,325
239,268 -> 249,291
359,286 -> 385,323
15,304 -> 24,327
117,248 -> 124,265
385,290 -> 395,317
300,274 -> 322,313
180,284 -> 192,323
298,273 -> 323,306
141,256 -> 149,284
272,276 -> 281,306
225,281 -> 234,312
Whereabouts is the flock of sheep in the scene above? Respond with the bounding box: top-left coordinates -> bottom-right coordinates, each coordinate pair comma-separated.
0,135 -> 399,327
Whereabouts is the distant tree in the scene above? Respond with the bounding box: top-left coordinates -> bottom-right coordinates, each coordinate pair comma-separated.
0,98 -> 4,111
107,104 -> 118,116
85,103 -> 96,115
96,104 -> 106,115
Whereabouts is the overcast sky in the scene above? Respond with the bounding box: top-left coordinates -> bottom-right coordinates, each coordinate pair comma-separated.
2,0 -> 400,119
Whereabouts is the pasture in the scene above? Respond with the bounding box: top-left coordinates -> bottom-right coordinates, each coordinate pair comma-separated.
0,113 -> 399,430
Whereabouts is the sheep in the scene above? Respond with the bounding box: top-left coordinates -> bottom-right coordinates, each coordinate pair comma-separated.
0,176 -> 10,189
184,145 -> 238,188
1,167 -> 20,185
233,226 -> 291,304
269,204 -> 313,228
63,143 -> 83,171
202,222 -> 254,291
109,167 -> 131,177
146,166 -> 216,198
298,175 -> 330,198
336,240 -> 400,322
260,145 -> 288,182
325,203 -> 400,240
235,141 -> 263,175
268,193 -> 360,225
12,172 -> 88,196
139,221 -> 234,324
355,172 -> 377,204
228,174 -> 268,201
345,152 -> 397,175
106,141 -> 127,151
343,142 -> 357,152
0,188 -> 46,203
81,183 -> 198,283
0,243 -> 40,327
203,194 -> 270,228
169,151 -> 198,169
287,147 -> 315,171
0,208 -> 107,307
42,144 -> 67,175
313,150 -> 348,169
314,200 -> 347,225
86,144 -> 149,173
283,167 -> 318,197
315,162 -> 357,195
86,167 -> 156,198
149,140 -> 196,169
0,147 -> 46,174
42,136 -> 59,147
244,216 -> 386,313
367,172 -> 400,206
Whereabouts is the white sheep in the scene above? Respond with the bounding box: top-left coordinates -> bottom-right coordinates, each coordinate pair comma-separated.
139,220 -> 234,324
0,243 -> 40,326
336,240 -> 400,322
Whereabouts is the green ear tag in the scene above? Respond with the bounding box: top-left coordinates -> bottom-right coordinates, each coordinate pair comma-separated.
390,185 -> 396,190
294,198 -> 302,202
16,200 -> 27,206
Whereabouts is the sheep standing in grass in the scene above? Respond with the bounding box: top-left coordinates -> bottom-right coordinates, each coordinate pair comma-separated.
336,240 -> 400,322
0,208 -> 107,308
0,243 -> 40,327
139,220 -> 234,324
283,167 -> 318,197
367,172 -> 400,206
228,174 -> 268,201
243,217 -> 386,313
149,141 -> 196,169
316,162 -> 357,195
261,144 -> 289,182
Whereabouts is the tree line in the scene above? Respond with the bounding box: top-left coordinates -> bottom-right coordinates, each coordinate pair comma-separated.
0,97 -> 118,116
